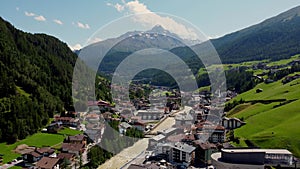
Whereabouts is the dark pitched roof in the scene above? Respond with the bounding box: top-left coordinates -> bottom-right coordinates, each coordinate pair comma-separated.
29,151 -> 42,158
57,153 -> 75,160
36,147 -> 55,154
166,134 -> 185,142
183,134 -> 195,141
193,141 -> 217,150
36,157 -> 59,169
55,116 -> 74,122
194,121 -> 225,131
61,143 -> 84,152
68,134 -> 85,142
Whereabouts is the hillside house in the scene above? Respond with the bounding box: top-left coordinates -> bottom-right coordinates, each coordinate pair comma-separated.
23,147 -> 55,163
61,143 -> 85,156
119,122 -> 132,134
65,134 -> 87,145
57,153 -> 75,167
222,117 -> 246,130
193,121 -> 225,144
36,157 -> 60,169
54,116 -> 79,127
135,109 -> 163,121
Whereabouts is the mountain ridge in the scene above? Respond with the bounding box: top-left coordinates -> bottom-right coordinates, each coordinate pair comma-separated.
209,5 -> 300,63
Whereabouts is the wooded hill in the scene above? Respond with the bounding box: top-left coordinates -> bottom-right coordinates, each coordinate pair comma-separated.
0,17 -> 110,143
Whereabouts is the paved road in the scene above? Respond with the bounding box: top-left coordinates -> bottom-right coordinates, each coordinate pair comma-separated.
97,106 -> 191,169
151,116 -> 175,133
97,138 -> 149,169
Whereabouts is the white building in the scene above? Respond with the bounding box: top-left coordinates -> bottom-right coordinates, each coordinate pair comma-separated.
148,134 -> 166,149
211,148 -> 293,169
135,109 -> 163,120
118,122 -> 132,134
175,111 -> 194,127
170,142 -> 195,165
222,117 -> 246,130
153,142 -> 196,166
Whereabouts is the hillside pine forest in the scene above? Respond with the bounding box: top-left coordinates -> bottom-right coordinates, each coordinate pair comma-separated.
0,17 -> 111,144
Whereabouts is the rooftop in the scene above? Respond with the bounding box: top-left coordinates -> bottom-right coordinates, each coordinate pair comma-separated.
175,112 -> 193,121
128,163 -> 160,169
36,147 -> 55,154
172,142 -> 195,153
151,134 -> 166,141
36,157 -> 59,169
68,134 -> 85,141
119,122 -> 132,129
222,148 -> 292,155
193,141 -> 217,150
62,143 -> 85,152
166,134 -> 185,142
159,127 -> 177,135
57,153 -> 75,160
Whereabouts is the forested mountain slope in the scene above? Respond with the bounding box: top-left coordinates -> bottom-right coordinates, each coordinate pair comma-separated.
210,5 -> 300,63
0,17 -> 110,143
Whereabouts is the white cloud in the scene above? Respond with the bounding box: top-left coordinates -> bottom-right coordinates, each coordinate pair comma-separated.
126,0 -> 150,13
75,21 -> 90,29
107,2 -> 124,12
69,44 -> 82,51
53,19 -> 63,25
107,0 -> 199,40
24,11 -> 47,22
34,15 -> 46,22
25,11 -> 35,17
16,7 -> 19,11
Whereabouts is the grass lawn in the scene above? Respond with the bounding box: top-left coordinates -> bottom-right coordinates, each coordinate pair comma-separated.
233,99 -> 300,157
227,102 -> 278,120
9,166 -> 22,169
196,86 -> 211,93
217,57 -> 300,157
230,76 -> 300,102
227,73 -> 300,157
0,133 -> 64,163
266,54 -> 300,66
58,127 -> 83,136
0,128 -> 82,164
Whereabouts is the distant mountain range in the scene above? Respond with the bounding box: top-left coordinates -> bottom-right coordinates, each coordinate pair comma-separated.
79,5 -> 300,76
78,24 -> 200,74
210,5 -> 300,63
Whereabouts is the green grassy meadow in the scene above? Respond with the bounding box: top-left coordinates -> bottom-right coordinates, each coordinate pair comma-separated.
227,74 -> 300,157
0,128 -> 82,164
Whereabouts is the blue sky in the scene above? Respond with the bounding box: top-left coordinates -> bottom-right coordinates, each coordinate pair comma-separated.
0,0 -> 299,50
